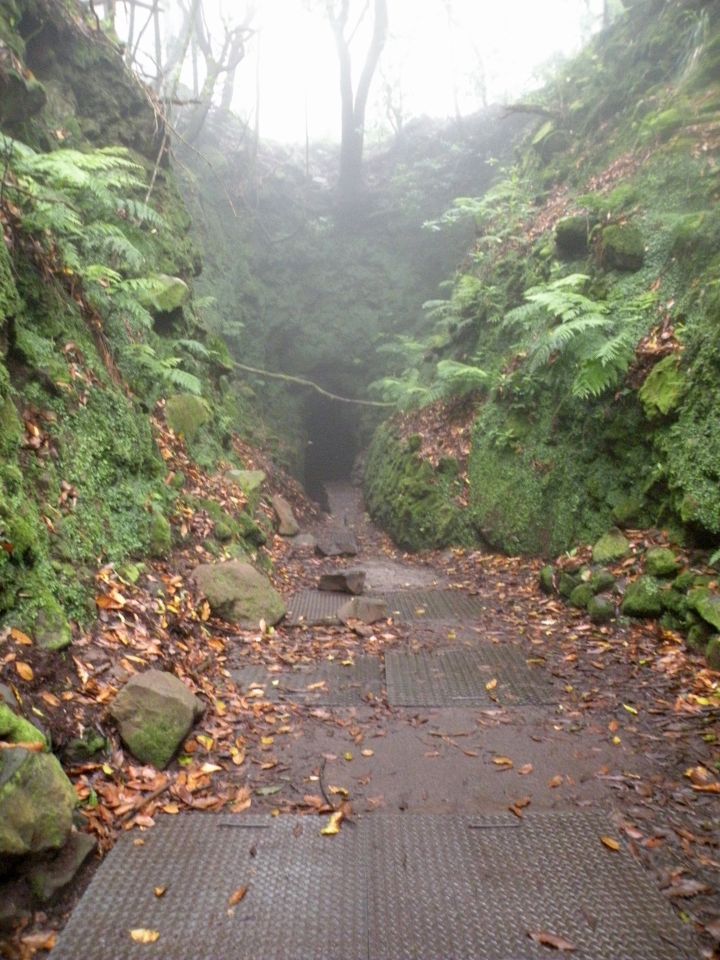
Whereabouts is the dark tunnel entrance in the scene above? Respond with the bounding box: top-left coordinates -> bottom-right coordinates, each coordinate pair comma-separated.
303,391 -> 359,509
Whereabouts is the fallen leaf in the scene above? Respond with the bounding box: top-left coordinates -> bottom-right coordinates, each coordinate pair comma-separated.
228,884 -> 249,906
255,785 -> 282,797
518,763 -> 533,775
622,703 -> 638,716
20,931 -> 57,951
129,929 -> 160,943
666,878 -> 712,898
153,886 -> 167,898
528,930 -> 576,951
344,752 -> 353,761
485,678 -> 498,691
10,628 -> 32,645
548,775 -> 563,788
493,756 -> 513,768
15,661 -> 33,681
321,809 -> 345,836
200,763 -> 222,774
361,749 -> 374,757
600,836 -> 620,851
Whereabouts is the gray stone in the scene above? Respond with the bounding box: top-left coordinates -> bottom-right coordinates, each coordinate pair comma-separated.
316,533 -> 358,557
110,670 -> 203,770
0,683 -> 20,711
290,533 -> 317,555
0,750 -> 76,857
337,596 -> 389,624
271,494 -> 300,537
27,831 -> 96,901
588,594 -> 615,623
226,469 -> 266,500
318,569 -> 366,595
192,560 -> 286,628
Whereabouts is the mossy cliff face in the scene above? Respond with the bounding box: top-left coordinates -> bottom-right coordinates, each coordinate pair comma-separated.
365,0 -> 720,557
0,1 -> 262,644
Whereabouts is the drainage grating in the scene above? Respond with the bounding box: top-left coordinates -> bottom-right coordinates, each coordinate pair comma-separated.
385,646 -> 556,707
286,588 -> 487,625
385,589 -> 486,621
52,812 -> 695,960
231,656 -> 384,706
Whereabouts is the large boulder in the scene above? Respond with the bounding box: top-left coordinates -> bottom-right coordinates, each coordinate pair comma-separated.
271,494 -> 300,537
0,749 -> 76,857
316,533 -> 358,557
687,587 -> 720,632
644,547 -> 680,578
192,560 -> 286,628
601,224 -> 645,271
110,670 -> 203,770
165,394 -> 210,442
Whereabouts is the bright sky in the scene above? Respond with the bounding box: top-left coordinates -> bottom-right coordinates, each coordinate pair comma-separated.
234,0 -> 602,142
116,0 -> 606,144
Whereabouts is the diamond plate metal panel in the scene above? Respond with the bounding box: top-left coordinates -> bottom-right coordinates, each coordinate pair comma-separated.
384,589 -> 487,621
232,656 -> 384,706
286,588 -> 488,625
366,812 -> 695,960
385,647 -> 556,706
51,815 -> 368,960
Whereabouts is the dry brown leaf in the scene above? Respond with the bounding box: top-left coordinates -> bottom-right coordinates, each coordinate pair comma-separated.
600,836 -> 620,851
228,884 -> 249,906
666,878 -> 712,898
20,931 -> 57,951
518,763 -> 533,775
548,775 -> 563,789
493,756 -> 513,768
153,886 -> 168,898
528,930 -> 576,951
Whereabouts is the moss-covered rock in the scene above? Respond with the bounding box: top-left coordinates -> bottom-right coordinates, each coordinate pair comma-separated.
558,571 -> 581,599
686,622 -> 712,651
34,602 -> 72,651
639,356 -> 685,418
539,565 -> 555,594
226,469 -> 266,509
588,594 -> 615,623
592,529 -> 631,564
673,571 -> 696,592
600,223 -> 645,271
569,582 -> 594,609
555,216 -> 590,259
589,569 -> 616,594
191,560 -> 285,628
138,274 -> 190,313
0,702 -> 47,747
0,750 -> 76,856
149,510 -> 172,559
644,547 -> 680,578
110,670 -> 202,769
165,394 -> 211,442
688,587 -> 720,631
621,576 -> 663,617
706,635 -> 720,670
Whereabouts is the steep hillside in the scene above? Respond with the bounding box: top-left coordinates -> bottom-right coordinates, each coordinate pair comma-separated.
366,0 -> 720,557
0,0 -> 281,647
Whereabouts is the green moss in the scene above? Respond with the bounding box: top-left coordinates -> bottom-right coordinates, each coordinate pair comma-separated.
364,424 -> 476,552
149,511 -> 172,559
0,703 -> 47,747
621,576 -> 663,617
644,547 -> 679,577
539,565 -> 555,594
589,569 -> 616,593
165,394 -> 211,442
592,529 -> 631,564
639,356 -> 685,417
601,224 -> 645,271
569,583 -> 594,609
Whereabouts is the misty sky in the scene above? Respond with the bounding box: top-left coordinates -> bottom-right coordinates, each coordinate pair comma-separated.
117,0 -> 607,144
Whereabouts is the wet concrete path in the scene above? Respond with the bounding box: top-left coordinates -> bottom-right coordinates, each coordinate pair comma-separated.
51,483 -> 704,959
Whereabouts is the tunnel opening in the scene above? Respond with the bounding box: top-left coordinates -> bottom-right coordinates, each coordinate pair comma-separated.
303,391 -> 359,509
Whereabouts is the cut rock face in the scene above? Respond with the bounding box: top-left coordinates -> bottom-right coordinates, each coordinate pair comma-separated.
110,670 -> 203,770
337,596 -> 389,624
271,494 -> 300,537
192,560 -> 286,628
318,569 -> 366,595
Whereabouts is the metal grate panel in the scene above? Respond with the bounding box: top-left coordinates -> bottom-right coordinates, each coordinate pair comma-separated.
285,588 -> 488,625
52,813 -> 695,960
385,646 -> 556,706
50,815 -> 368,960
231,656 -> 384,706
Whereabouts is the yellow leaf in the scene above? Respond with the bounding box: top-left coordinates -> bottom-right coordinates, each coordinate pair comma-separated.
321,810 -> 345,836
102,764 -> 113,776
153,886 -> 167,898
622,703 -> 638,715
612,735 -> 622,745
493,756 -> 513,767
344,752 -> 353,761
329,785 -> 349,797
601,836 -> 620,851
162,803 -> 180,814
10,628 -> 32,645
260,736 -> 274,747
196,734 -> 214,750
485,678 -> 498,691
15,662 -> 34,682
129,929 -> 160,943
341,659 -> 354,667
